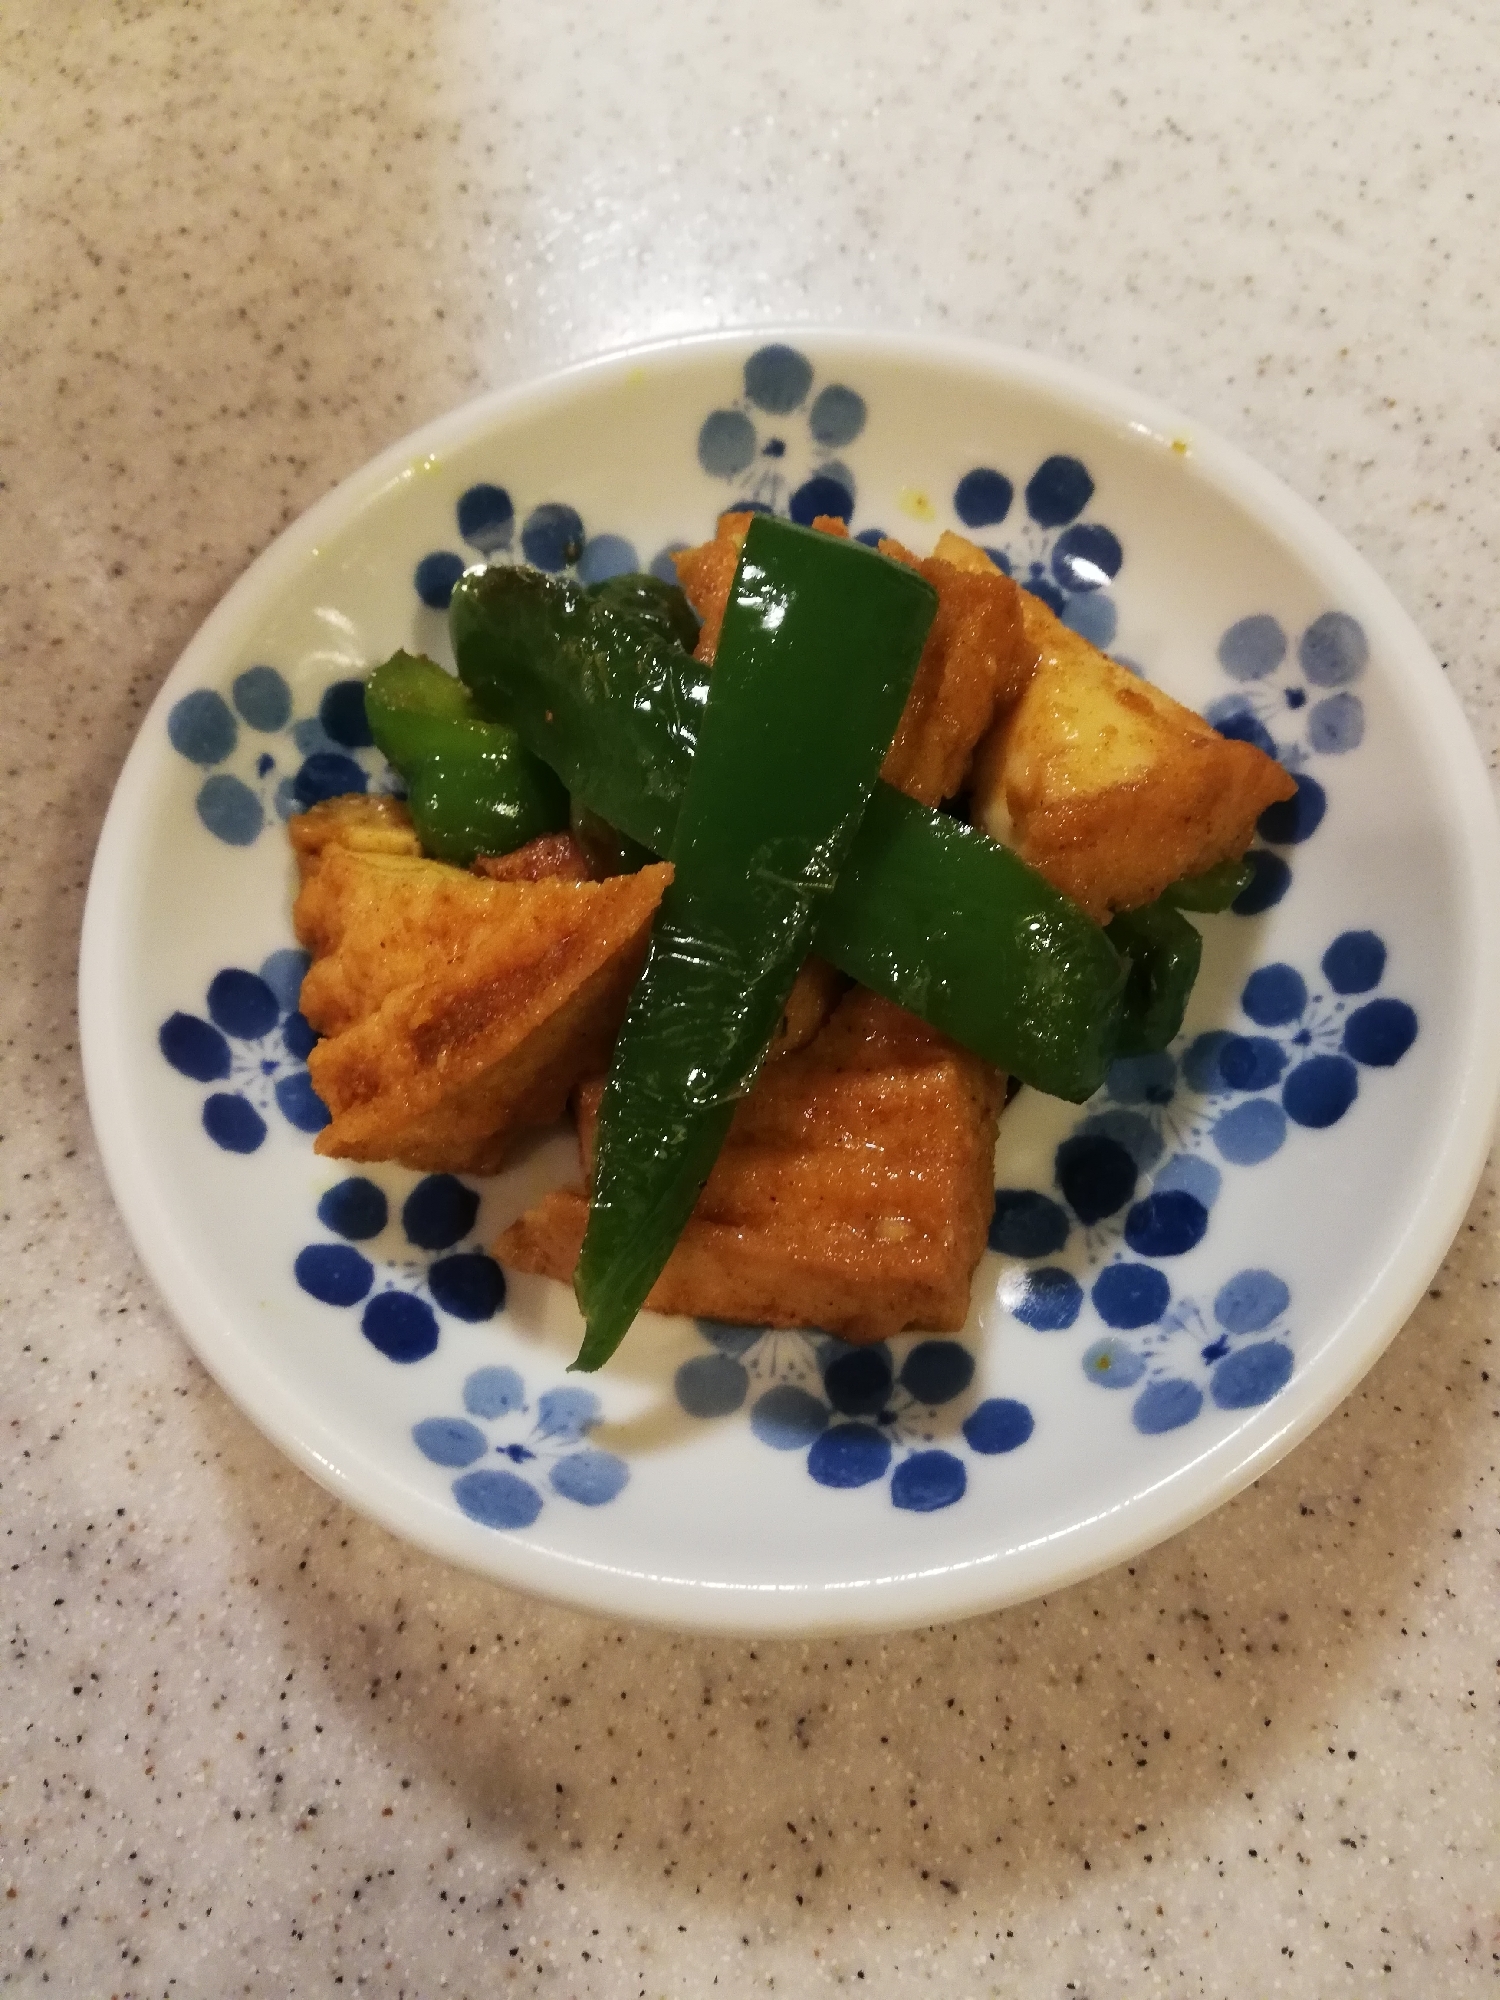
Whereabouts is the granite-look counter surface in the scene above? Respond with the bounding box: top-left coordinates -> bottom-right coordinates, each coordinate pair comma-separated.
3,3 -> 1497,1992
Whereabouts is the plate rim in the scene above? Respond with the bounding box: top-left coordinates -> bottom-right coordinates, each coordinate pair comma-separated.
79,326 -> 1500,1633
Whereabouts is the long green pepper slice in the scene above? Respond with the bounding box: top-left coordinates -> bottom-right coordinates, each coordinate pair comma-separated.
571,517 -> 938,1371
449,564 -> 1133,1099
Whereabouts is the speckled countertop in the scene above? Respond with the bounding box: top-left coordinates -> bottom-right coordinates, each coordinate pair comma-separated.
4,3 -> 1498,1993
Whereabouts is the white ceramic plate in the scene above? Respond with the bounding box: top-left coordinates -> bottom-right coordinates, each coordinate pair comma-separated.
80,332 -> 1500,1633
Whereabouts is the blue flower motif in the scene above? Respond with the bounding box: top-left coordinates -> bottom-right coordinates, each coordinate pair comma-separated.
673,1320 -> 1033,1512
1081,1265 -> 1295,1436
1211,609 -> 1367,762
1193,930 -> 1417,1141
953,454 -> 1124,653
1205,609 -> 1368,913
992,1092 -> 1219,1312
696,342 -> 868,530
413,1366 -> 629,1528
989,933 -> 1416,1427
991,930 -> 1416,1313
292,1173 -> 505,1365
159,951 -> 327,1151
166,667 -> 390,847
413,482 -> 649,610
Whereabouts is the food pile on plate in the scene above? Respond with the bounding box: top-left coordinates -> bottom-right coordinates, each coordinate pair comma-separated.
287,513 -> 1292,1367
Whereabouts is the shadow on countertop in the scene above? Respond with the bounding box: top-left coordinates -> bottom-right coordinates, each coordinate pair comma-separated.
208,1245 -> 1490,1945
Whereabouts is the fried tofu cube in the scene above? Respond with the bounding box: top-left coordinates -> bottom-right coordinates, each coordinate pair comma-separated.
471,832 -> 595,884
496,990 -> 1003,1341
970,593 -> 1295,918
766,956 -> 846,1061
672,509 -> 752,661
288,791 -> 424,874
674,518 -> 1028,808
874,532 -> 1029,805
289,797 -> 671,1174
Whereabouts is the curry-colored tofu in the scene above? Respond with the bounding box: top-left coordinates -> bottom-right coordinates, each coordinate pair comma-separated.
970,593 -> 1295,918
766,956 -> 846,1061
288,791 -> 424,875
496,989 -> 1003,1341
673,517 -> 1028,807
873,531 -> 1029,805
289,798 -> 671,1174
471,833 -> 594,884
672,509 -> 752,661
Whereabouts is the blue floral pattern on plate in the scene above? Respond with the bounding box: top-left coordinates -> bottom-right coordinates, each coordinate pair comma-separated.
1081,1265 -> 1295,1435
672,1323 -> 1034,1514
1209,608 -> 1370,915
413,1367 -> 628,1529
292,1172 -> 505,1365
166,667 -> 394,847
1211,609 -> 1368,764
991,930 -> 1417,1434
695,342 -> 1126,651
158,952 -> 327,1150
412,481 -> 658,610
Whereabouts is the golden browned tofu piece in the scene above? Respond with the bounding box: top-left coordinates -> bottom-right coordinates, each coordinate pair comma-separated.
874,532 -> 1029,805
496,990 -> 1003,1341
471,833 -> 595,884
674,518 -> 1028,808
288,792 -> 423,874
673,509 -> 752,661
970,594 -> 1295,919
766,956 -> 845,1061
289,798 -> 671,1174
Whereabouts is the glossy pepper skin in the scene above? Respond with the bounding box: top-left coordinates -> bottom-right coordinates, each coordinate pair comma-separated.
1160,856 -> 1253,913
1105,901 -> 1203,1059
572,516 -> 937,1372
363,651 -> 568,865
1093,859 -> 1251,1050
451,571 -> 703,855
814,787 -> 1131,1095
586,571 -> 701,654
449,565 -> 1133,1099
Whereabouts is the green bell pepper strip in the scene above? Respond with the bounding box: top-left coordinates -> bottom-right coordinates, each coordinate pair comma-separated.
1105,901 -> 1204,1059
362,650 -> 568,866
586,571 -> 701,654
571,516 -> 938,1371
449,564 -> 1134,1098
812,789 -> 1130,1094
364,651 -> 475,769
1103,860 -> 1250,1049
1159,855 -> 1254,912
403,741 -> 570,866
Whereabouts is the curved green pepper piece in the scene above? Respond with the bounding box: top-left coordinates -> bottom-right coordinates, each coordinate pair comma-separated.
1160,855 -> 1254,913
815,788 -> 1131,1095
573,516 -> 937,1371
1105,901 -> 1203,1059
363,650 -> 568,866
449,565 -> 1131,1099
587,571 -> 700,653
452,569 -> 704,854
364,651 -> 477,771
406,740 -> 570,866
